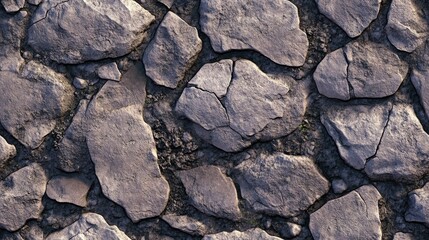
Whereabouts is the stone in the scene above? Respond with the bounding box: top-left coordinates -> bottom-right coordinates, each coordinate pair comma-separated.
143,11 -> 202,88
200,0 -> 308,66
87,105 -> 169,222
1,0 -> 24,12
0,135 -> 16,163
0,61 -> 74,149
28,0 -> 155,64
411,69 -> 429,119
73,77 -> 89,89
158,0 -> 174,8
202,228 -> 282,240
188,59 -> 233,98
321,103 -> 391,170
315,0 -> 381,38
162,214 -> 207,236
283,223 -> 302,238
27,0 -> 42,5
309,185 -> 382,240
46,175 -> 91,207
97,62 -> 121,81
0,10 -> 26,73
176,166 -> 241,221
235,153 -> 329,217
314,41 -> 408,99
46,213 -> 131,240
386,0 -> 429,53
313,48 -> 350,100
405,182 -> 429,226
393,232 -> 414,240
0,164 -> 47,231
332,179 -> 348,194
365,104 -> 429,182
175,87 -> 229,130
18,223 -> 44,240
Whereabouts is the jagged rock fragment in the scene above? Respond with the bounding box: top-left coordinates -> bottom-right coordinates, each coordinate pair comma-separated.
0,135 -> 16,164
1,0 -> 24,13
202,228 -> 282,240
97,62 -> 121,81
46,175 -> 91,207
405,182 -> 429,226
162,214 -> 207,236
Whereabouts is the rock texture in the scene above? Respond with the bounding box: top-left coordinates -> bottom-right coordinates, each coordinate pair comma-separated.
200,0 -> 308,66
97,62 -> 121,81
28,0 -> 155,64
315,0 -> 381,38
310,185 -> 382,240
46,213 -> 131,240
386,0 -> 429,52
235,153 -> 329,217
203,228 -> 282,240
46,175 -> 91,207
405,182 -> 429,226
0,164 -> 47,231
0,135 -> 16,164
162,214 -> 207,236
176,166 -> 241,221
1,0 -> 24,13
176,59 -> 309,152
143,11 -> 202,88
412,68 -> 429,119
0,10 -> 26,73
314,41 -> 408,99
0,61 -> 74,149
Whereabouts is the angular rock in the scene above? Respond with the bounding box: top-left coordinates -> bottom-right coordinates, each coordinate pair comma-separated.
188,59 -> 233,98
310,185 -> 382,240
162,214 -> 207,236
0,135 -> 16,163
203,228 -> 282,240
0,10 -> 26,73
97,62 -> 121,81
316,0 -> 381,38
143,11 -> 202,88
393,232 -> 414,240
0,61 -> 74,149
386,0 -> 429,53
28,0 -> 155,64
321,103 -> 391,170
283,223 -> 302,238
313,48 -> 350,100
200,0 -> 308,66
0,164 -> 47,231
158,0 -> 174,8
176,87 -> 229,130
235,153 -> 329,217
46,213 -> 131,240
411,69 -> 429,119
176,166 -> 241,221
1,0 -> 24,13
27,0 -> 41,5
332,179 -> 348,194
46,175 -> 91,207
73,77 -> 89,89
365,104 -> 429,181
405,182 -> 429,226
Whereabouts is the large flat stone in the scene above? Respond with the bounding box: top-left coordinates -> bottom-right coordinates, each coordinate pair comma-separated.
203,228 -> 282,240
405,182 -> 429,226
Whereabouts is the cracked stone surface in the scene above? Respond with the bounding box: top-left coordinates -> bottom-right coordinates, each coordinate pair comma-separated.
315,0 -> 381,38
0,164 -> 47,231
0,135 -> 16,164
46,213 -> 131,240
405,182 -> 429,226
176,165 -> 241,221
200,0 -> 308,66
235,153 -> 329,218
310,185 -> 382,240
143,11 -> 202,88
314,41 -> 408,99
46,175 -> 91,207
386,0 -> 429,53
0,61 -> 75,149
162,214 -> 207,236
28,0 -> 154,64
176,59 -> 309,152
203,228 -> 282,240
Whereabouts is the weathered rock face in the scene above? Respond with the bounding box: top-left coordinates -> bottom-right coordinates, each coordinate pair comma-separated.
386,0 -> 429,53
365,104 -> 429,182
46,175 -> 91,207
405,182 -> 429,226
46,213 -> 131,240
314,41 -> 408,99
0,61 -> 74,149
176,166 -> 241,221
176,59 -> 309,152
412,69 -> 429,119
97,62 -> 122,81
1,0 -> 24,13
315,0 -> 381,38
0,164 -> 47,231
235,153 -> 329,217
0,9 -> 26,73
162,214 -> 207,236
309,185 -> 382,240
86,63 -> 169,221
0,135 -> 16,164
28,0 -> 155,64
393,232 -> 414,240
143,11 -> 202,88
200,0 -> 308,66
321,103 -> 391,170
202,228 -> 282,240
